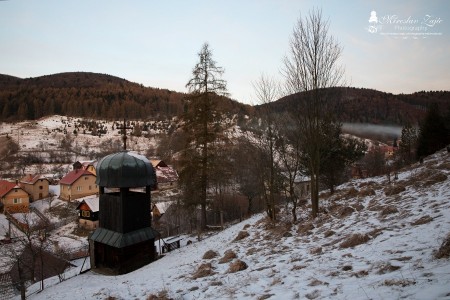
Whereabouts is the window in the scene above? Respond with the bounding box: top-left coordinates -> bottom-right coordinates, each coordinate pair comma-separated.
89,185 -> 92,190
84,176 -> 88,180
77,186 -> 82,191
39,186 -> 43,190
13,198 -> 22,204
81,210 -> 90,217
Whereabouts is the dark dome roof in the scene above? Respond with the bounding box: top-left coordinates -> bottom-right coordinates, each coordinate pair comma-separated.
96,151 -> 155,188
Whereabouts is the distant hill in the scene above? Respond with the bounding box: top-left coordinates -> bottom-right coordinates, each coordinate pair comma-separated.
0,72 -> 448,125
264,87 -> 449,125
0,72 -> 252,122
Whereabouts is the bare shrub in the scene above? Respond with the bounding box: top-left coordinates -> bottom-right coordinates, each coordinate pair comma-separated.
411,215 -> 433,226
228,259 -> 248,273
243,224 -> 251,230
384,184 -> 406,196
192,263 -> 215,279
435,233 -> 450,259
340,233 -> 370,249
219,249 -> 237,264
202,250 -> 218,260
233,230 -> 249,242
380,205 -> 399,217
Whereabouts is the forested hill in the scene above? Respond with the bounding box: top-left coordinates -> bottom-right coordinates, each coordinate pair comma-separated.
265,87 -> 449,125
0,72 -> 252,121
1,72 -> 448,125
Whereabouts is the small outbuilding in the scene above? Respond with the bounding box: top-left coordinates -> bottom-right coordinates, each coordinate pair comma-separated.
76,196 -> 99,230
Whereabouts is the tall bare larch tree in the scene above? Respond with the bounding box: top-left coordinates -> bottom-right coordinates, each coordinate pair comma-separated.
181,43 -> 228,230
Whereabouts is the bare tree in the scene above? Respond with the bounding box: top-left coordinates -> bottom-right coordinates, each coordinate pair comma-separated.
253,74 -> 282,221
282,8 -> 345,218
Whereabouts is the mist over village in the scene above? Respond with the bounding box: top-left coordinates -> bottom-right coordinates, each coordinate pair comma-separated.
0,1 -> 449,299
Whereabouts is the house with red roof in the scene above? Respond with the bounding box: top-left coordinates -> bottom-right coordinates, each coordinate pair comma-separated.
20,174 -> 50,201
59,169 -> 98,201
150,160 -> 179,190
0,180 -> 30,213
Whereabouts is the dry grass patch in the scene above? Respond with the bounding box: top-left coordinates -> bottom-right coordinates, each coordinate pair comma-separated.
384,184 -> 406,196
377,263 -> 401,274
219,249 -> 237,264
359,188 -> 375,197
340,233 -> 370,249
192,263 -> 215,279
342,265 -> 353,271
228,259 -> 248,273
146,290 -> 172,300
411,215 -> 433,226
309,247 -> 322,255
352,270 -> 369,277
246,247 -> 258,256
291,264 -> 307,271
323,230 -> 336,238
345,187 -> 359,199
233,230 -> 249,242
380,205 -> 399,217
202,250 -> 218,260
298,222 -> 315,236
339,206 -> 355,218
383,279 -> 416,287
423,172 -> 447,187
435,233 -> 450,259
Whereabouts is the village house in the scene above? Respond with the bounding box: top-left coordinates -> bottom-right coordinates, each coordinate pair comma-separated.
73,160 -> 97,175
59,169 -> 98,201
76,196 -> 99,230
150,160 -> 179,190
0,180 -> 30,213
293,176 -> 311,199
19,174 -> 50,201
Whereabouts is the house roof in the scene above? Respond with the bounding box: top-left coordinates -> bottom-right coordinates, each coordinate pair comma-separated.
155,166 -> 179,184
20,174 -> 48,185
76,196 -> 99,212
151,160 -> 168,168
60,169 -> 96,185
0,180 -> 20,198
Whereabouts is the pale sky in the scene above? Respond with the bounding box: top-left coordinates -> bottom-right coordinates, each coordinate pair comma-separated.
1,0 -> 449,105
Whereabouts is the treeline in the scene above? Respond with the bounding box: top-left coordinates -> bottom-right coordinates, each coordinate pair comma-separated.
0,72 -> 252,122
266,87 -> 449,125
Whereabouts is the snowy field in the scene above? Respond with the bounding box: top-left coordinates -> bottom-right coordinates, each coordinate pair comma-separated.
26,149 -> 450,300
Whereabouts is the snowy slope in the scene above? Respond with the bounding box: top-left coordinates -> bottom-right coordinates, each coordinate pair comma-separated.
27,149 -> 450,300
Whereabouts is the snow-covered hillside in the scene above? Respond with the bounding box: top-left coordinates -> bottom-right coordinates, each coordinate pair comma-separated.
27,148 -> 450,300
